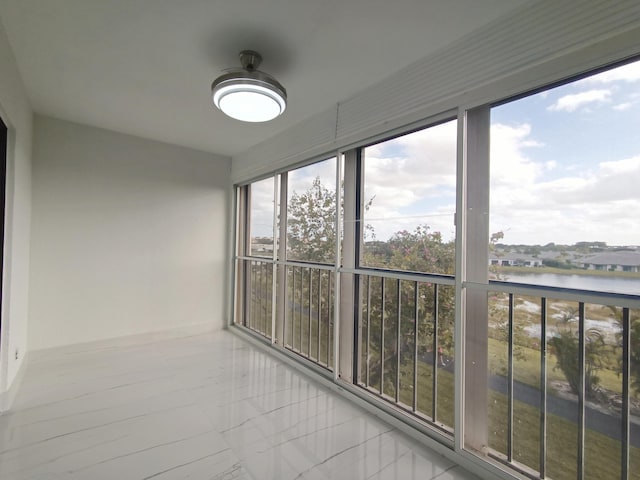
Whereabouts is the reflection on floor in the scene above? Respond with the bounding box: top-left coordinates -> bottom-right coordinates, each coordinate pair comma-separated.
0,329 -> 479,479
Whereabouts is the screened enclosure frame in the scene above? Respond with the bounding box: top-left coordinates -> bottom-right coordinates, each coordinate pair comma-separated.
231,57 -> 640,480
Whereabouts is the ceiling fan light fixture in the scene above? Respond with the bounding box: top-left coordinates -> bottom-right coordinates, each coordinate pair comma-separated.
211,51 -> 287,123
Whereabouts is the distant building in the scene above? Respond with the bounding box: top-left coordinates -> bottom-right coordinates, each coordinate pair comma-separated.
580,251 -> 640,272
489,252 -> 542,267
250,239 -> 274,255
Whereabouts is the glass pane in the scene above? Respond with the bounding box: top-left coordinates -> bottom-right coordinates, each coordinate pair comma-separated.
545,298 -> 580,480
436,284 -> 455,429
512,295 -> 541,471
368,276 -> 384,393
247,260 -> 272,338
382,278 -> 398,400
249,177 -> 275,258
583,303 -> 621,480
398,280 -> 416,408
490,59 -> 640,294
284,265 -> 334,370
416,282 -> 436,419
631,307 -> 640,478
287,158 -> 337,264
362,120 -> 457,275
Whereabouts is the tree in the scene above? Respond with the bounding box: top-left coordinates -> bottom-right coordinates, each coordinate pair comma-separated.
286,178 -> 457,394
548,308 -> 606,399
363,224 -> 457,395
489,230 -> 508,281
385,225 -> 455,275
610,306 -> 640,394
287,177 -> 337,263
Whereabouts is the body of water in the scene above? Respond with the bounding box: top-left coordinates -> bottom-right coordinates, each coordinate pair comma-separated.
497,272 -> 640,296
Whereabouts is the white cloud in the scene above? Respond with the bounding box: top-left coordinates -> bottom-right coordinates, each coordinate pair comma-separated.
584,61 -> 640,84
547,89 -> 611,112
248,177 -> 277,238
361,120 -> 458,240
490,123 -> 542,187
288,157 -> 337,196
490,121 -> 640,245
600,155 -> 640,175
612,102 -> 633,111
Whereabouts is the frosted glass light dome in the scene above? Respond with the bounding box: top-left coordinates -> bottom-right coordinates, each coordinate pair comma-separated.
211,51 -> 287,123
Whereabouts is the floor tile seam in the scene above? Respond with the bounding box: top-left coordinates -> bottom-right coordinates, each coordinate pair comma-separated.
0,401 -> 200,456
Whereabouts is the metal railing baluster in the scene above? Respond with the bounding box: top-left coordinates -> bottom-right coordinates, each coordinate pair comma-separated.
507,293 -> 514,463
267,262 -> 271,335
577,302 -> 586,479
299,267 -> 303,351
290,267 -> 295,347
252,261 -> 257,330
327,273 -> 332,366
259,262 -> 264,334
317,268 -> 321,361
539,297 -> 547,479
413,281 -> 419,412
380,277 -> 386,395
621,307 -> 630,480
433,283 -> 439,421
396,279 -> 401,403
366,276 -> 371,387
308,267 -> 312,356
269,263 -> 274,339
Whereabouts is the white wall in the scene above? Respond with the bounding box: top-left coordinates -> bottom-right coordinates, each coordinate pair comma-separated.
29,116 -> 230,351
0,17 -> 33,398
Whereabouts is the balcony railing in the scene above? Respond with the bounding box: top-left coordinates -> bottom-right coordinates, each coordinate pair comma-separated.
469,280 -> 640,480
238,257 -> 640,480
245,258 -> 274,339
284,264 -> 335,370
355,270 -> 456,434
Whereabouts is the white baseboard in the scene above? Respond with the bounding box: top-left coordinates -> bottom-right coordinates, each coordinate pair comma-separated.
29,322 -> 218,361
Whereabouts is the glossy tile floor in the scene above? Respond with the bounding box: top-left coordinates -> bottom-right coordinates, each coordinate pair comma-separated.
0,329 -> 479,479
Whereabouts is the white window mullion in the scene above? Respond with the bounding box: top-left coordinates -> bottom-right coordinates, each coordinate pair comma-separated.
460,106 -> 491,454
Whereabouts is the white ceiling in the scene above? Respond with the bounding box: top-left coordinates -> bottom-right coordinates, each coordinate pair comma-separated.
0,0 -> 531,157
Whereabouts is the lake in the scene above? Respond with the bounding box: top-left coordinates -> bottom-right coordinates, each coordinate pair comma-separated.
496,272 -> 640,296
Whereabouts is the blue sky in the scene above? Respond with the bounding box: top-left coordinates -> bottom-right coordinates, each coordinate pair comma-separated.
489,60 -> 640,245
250,59 -> 640,247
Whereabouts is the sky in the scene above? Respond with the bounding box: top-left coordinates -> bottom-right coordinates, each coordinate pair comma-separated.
249,59 -> 640,247
490,59 -> 640,246
362,120 -> 457,242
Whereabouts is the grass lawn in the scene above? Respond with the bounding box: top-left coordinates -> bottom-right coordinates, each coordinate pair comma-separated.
489,390 -> 640,480
488,337 -> 627,395
283,297 -> 638,479
395,355 -> 639,480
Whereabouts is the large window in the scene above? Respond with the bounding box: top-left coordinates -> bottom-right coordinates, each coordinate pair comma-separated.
489,60 -> 640,293
482,59 -> 640,479
234,58 -> 640,480
361,120 -> 457,275
354,121 -> 458,431
286,158 -> 337,264
248,177 -> 275,258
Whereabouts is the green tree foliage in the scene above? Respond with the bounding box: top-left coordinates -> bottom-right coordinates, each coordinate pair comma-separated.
611,306 -> 640,394
285,177 -> 457,402
385,226 -> 454,275
287,177 -> 336,263
631,319 -> 640,393
548,308 -> 606,399
361,225 -> 456,397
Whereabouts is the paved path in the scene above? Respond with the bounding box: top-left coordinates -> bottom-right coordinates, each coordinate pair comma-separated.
488,374 -> 639,447
419,353 -> 639,447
